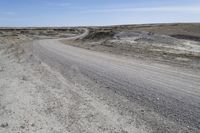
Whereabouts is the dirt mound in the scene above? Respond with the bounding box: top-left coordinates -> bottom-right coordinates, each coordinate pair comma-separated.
115,31 -> 180,45
171,34 -> 200,42
83,30 -> 115,40
0,31 -> 3,36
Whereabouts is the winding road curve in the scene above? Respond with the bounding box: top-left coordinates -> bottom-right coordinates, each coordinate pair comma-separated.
32,30 -> 200,132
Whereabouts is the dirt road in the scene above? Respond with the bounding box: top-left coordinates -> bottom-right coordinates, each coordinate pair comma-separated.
1,27 -> 200,132
32,38 -> 200,132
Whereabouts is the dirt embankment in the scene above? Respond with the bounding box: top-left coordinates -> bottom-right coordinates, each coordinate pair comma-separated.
82,29 -> 115,41
63,24 -> 200,70
106,23 -> 200,39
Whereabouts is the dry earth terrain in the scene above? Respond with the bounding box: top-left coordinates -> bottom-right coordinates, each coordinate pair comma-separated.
63,24 -> 200,69
0,24 -> 200,133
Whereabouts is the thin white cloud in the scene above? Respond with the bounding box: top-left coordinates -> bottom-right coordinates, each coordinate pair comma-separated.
82,6 -> 200,13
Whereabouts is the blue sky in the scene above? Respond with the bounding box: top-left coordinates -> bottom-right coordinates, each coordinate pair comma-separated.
0,0 -> 200,26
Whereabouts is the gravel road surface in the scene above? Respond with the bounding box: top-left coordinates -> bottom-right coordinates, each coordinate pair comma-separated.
32,39 -> 200,132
